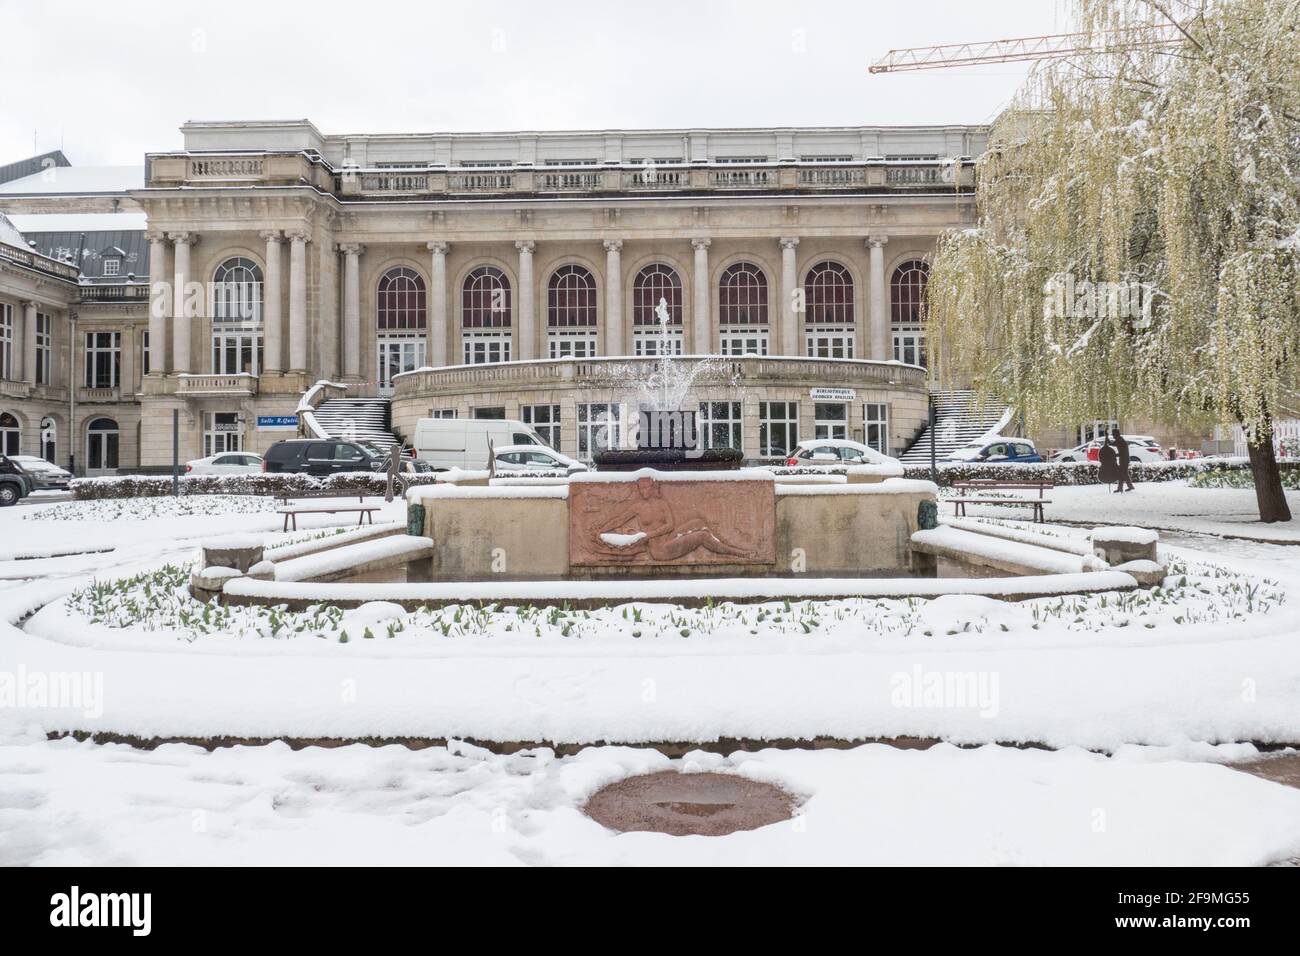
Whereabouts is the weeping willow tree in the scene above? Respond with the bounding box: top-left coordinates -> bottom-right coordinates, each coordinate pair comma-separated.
928,0 -> 1300,521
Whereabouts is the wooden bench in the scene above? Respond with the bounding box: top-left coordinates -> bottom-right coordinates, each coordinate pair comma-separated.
277,503 -> 382,532
949,480 -> 1054,524
274,488 -> 373,506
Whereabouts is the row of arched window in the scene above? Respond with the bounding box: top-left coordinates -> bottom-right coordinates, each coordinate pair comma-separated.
209,256 -> 929,331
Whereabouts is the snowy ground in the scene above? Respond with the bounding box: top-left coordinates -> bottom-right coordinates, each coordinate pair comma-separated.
3,729 -> 1297,866
2,488 -> 1299,864
945,479 -> 1300,543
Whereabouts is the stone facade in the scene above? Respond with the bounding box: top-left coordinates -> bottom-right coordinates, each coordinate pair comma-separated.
4,120 -> 983,470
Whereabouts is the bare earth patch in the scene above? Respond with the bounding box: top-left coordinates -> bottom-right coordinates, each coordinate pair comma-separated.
583,770 -> 796,836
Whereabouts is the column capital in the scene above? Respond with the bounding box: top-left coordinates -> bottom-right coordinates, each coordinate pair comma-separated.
867,235 -> 890,249
779,237 -> 800,250
337,242 -> 364,256
167,232 -> 195,246
259,230 -> 283,244
691,237 -> 711,251
603,239 -> 623,253
515,239 -> 536,254
145,230 -> 168,244
427,241 -> 450,255
286,230 -> 310,244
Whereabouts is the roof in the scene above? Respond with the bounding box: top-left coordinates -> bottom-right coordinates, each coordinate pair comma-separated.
0,212 -> 27,249
0,165 -> 144,195
0,151 -> 70,186
6,212 -> 147,232
13,223 -> 149,278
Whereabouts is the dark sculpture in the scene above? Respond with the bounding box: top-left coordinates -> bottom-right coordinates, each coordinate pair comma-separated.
1112,427 -> 1135,493
1098,434 -> 1121,492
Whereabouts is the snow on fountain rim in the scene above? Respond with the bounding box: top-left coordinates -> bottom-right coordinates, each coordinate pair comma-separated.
223,569 -> 1140,605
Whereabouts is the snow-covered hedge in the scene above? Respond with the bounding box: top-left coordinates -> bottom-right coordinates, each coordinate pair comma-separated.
899,457 -> 1298,487
70,473 -> 321,500
68,470 -> 454,500
1187,461 -> 1300,490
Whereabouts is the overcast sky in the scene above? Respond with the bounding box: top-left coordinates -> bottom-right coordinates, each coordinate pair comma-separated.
3,0 -> 1069,165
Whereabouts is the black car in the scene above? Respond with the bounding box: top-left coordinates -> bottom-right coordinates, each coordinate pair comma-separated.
0,455 -> 34,507
262,439 -> 388,477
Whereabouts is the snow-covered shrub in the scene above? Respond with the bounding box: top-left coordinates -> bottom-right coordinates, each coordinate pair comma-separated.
319,471 -> 440,494
1188,462 -> 1300,490
70,473 -> 320,500
899,458 -> 1275,487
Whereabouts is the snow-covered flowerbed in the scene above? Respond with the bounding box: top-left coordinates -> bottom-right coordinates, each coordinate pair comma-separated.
44,553 -> 1284,653
24,495 -> 279,522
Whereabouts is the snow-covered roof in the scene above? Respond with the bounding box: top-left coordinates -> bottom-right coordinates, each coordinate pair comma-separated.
0,165 -> 144,194
6,212 -> 148,232
0,212 -> 28,248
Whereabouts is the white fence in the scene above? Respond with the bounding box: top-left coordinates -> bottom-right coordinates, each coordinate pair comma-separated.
1232,420 -> 1300,457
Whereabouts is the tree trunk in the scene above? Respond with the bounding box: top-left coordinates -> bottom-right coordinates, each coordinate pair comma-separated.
1245,430 -> 1292,523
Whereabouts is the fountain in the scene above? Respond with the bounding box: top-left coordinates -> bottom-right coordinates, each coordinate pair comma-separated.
593,298 -> 743,471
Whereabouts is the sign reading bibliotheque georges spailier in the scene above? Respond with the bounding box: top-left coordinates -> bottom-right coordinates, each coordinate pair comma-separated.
809,387 -> 856,401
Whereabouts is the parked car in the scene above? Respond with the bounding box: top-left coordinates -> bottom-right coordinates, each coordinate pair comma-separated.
0,455 -> 34,506
185,452 -> 265,475
945,437 -> 1043,464
785,438 -> 902,469
492,444 -> 588,475
413,418 -> 549,471
10,455 -> 72,490
1049,435 -> 1164,463
262,439 -> 389,477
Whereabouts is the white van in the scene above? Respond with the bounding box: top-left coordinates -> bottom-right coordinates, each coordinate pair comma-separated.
413,417 -> 549,471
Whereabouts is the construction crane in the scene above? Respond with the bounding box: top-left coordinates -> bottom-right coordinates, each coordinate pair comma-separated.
869,23 -> 1184,73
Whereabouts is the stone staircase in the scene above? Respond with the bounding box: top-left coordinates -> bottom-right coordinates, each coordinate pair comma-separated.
898,390 -> 1012,464
309,397 -> 401,448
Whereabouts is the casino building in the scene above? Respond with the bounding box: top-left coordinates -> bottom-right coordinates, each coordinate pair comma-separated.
0,120 -> 994,470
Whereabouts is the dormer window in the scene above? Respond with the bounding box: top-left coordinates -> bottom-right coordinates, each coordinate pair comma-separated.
102,259 -> 121,277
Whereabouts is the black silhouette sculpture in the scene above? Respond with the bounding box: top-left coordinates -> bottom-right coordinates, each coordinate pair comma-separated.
1112,427 -> 1135,492
1098,434 -> 1121,492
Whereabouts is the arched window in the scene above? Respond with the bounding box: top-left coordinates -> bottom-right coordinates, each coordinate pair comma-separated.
0,412 -> 19,456
718,262 -> 769,355
85,417 -> 119,474
631,264 -> 683,356
377,267 -> 427,331
211,257 -> 263,325
547,264 -> 598,359
376,267 -> 428,393
890,259 -> 929,326
804,261 -> 855,359
211,257 -> 264,376
891,259 -> 929,367
462,266 -> 512,364
462,266 -> 512,329
39,415 -> 56,462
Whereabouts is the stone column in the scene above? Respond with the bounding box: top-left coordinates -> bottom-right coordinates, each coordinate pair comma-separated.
146,232 -> 169,374
516,240 -> 536,361
691,238 -> 711,355
288,231 -> 309,372
16,301 -> 34,383
603,240 -> 623,356
340,243 -> 363,380
779,237 -> 800,356
868,236 -> 889,360
169,232 -> 194,374
427,241 -> 449,368
261,231 -> 283,374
